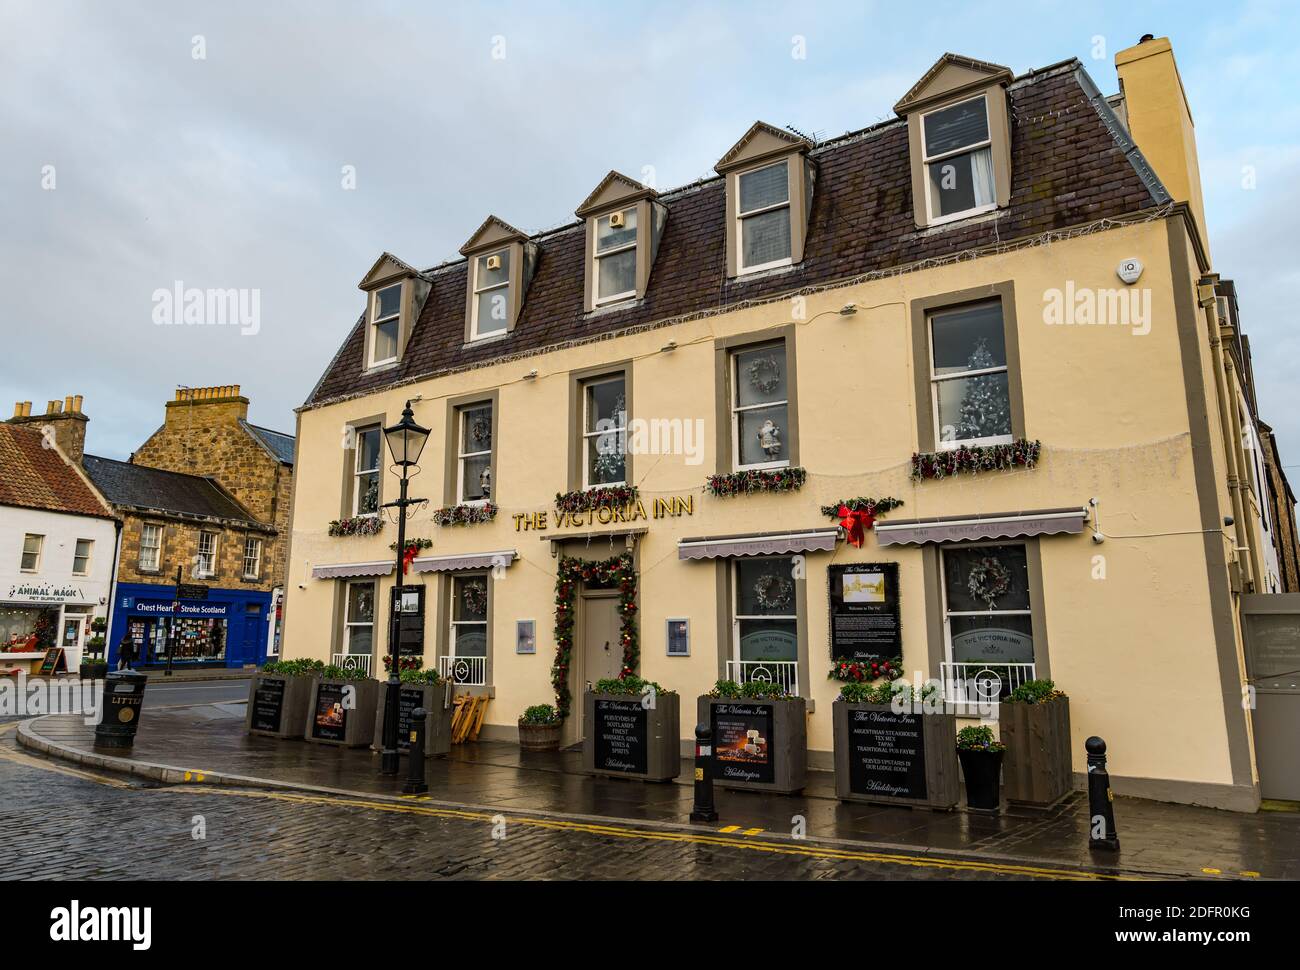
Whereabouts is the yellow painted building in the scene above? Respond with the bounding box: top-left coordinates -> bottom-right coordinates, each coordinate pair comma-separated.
282,40 -> 1282,811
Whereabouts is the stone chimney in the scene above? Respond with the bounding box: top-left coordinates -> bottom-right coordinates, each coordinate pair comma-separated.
165,384 -> 250,430
9,395 -> 89,463
1115,35 -> 1210,258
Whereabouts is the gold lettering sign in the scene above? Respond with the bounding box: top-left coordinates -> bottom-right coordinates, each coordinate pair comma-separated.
513,495 -> 694,532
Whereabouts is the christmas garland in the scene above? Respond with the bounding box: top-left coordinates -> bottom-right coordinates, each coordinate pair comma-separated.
829,657 -> 903,683
432,502 -> 498,526
328,515 -> 385,537
552,552 -> 638,719
820,496 -> 904,547
389,537 -> 432,576
554,484 -> 639,513
705,466 -> 806,497
967,556 -> 1012,608
910,439 -> 1041,481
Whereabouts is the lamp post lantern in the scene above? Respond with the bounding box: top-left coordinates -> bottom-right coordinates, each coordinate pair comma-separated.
379,400 -> 430,776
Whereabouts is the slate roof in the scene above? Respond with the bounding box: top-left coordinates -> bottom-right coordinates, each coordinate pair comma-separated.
82,454 -> 269,529
307,60 -> 1164,409
240,420 -> 295,465
0,424 -> 114,520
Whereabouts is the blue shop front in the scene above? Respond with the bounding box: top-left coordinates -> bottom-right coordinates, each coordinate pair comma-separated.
108,582 -> 272,669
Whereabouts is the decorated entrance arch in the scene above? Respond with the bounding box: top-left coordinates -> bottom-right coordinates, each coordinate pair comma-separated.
551,552 -> 639,719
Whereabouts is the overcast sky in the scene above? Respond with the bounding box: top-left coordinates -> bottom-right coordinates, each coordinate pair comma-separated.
3,0 -> 1297,466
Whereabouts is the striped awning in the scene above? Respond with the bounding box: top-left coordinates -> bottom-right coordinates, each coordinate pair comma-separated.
679,528 -> 839,561
875,508 -> 1089,546
311,560 -> 394,580
411,550 -> 518,573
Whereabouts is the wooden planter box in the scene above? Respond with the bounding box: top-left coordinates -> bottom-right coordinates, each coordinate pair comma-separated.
519,720 -> 562,751
245,672 -> 315,739
371,681 -> 455,758
832,701 -> 959,810
697,695 -> 807,794
999,695 -> 1072,807
303,676 -> 379,748
582,690 -> 681,782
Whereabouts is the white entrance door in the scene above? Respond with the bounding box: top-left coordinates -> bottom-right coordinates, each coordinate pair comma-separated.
60,615 -> 85,666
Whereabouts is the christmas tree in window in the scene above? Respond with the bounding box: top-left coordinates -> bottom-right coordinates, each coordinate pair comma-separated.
956,338 -> 1010,441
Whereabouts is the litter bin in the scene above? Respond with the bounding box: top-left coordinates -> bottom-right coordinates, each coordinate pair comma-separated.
94,669 -> 147,749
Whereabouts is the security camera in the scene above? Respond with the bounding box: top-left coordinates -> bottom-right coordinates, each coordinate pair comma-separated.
1091,532 -> 1105,544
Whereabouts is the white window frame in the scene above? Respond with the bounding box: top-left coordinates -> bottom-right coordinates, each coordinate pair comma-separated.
242,537 -> 262,580
582,375 -> 627,489
368,282 -> 402,368
470,250 -> 511,341
195,531 -> 218,579
920,94 -> 997,226
352,425 -> 382,518
731,343 -> 790,472
72,538 -> 93,577
449,572 -> 489,661
456,403 -> 493,505
20,533 -> 43,573
928,301 -> 1013,452
734,158 -> 793,275
592,207 -> 638,306
139,523 -> 162,572
343,580 -> 376,656
731,555 -> 801,695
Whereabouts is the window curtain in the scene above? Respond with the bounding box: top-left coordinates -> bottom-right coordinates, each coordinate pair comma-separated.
971,147 -> 995,208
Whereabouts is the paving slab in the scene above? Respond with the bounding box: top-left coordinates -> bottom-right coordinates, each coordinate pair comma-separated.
18,706 -> 1300,880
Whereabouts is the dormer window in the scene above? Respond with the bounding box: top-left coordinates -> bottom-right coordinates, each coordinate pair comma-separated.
714,123 -> 814,280
576,172 -> 665,312
894,54 -> 1013,230
459,216 -> 537,342
736,159 -> 792,272
921,95 -> 995,223
471,248 -> 511,339
594,207 -> 638,304
369,283 -> 402,366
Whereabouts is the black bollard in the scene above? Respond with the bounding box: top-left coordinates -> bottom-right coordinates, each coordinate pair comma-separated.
1086,736 -> 1120,851
403,707 -> 428,795
690,723 -> 719,823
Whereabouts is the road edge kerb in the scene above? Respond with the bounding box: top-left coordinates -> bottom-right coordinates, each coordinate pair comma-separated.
15,714 -> 1224,882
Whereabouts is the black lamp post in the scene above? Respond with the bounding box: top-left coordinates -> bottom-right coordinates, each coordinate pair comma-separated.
379,400 -> 430,776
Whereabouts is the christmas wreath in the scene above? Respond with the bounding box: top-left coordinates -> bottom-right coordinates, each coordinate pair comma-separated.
967,556 -> 1012,608
748,355 -> 782,395
753,573 -> 793,611
462,579 -> 488,616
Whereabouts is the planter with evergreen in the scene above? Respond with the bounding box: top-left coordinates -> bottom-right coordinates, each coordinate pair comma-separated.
956,725 -> 1005,814
303,664 -> 379,747
582,675 -> 680,782
697,679 -> 807,794
245,658 -> 323,738
518,704 -> 562,751
999,679 -> 1072,807
371,666 -> 454,758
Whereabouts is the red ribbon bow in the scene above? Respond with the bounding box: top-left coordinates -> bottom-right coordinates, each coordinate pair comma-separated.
401,543 -> 420,575
836,505 -> 876,548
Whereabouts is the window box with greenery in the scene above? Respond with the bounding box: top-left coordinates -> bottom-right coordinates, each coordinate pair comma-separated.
582,675 -> 680,782
371,667 -> 453,759
956,725 -> 1005,813
303,663 -> 380,748
999,679 -> 1072,808
245,658 -> 324,739
518,704 -> 562,752
328,516 -> 385,538
832,681 -> 959,810
697,679 -> 806,794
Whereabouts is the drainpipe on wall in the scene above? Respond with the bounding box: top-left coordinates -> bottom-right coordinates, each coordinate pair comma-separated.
1199,274 -> 1254,592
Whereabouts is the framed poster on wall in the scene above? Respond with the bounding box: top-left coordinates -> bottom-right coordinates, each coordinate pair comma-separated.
828,562 -> 900,662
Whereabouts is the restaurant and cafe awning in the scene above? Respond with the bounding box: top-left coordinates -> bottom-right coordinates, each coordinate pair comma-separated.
678,528 -> 839,561
310,560 -> 395,580
874,507 -> 1089,546
411,550 -> 519,573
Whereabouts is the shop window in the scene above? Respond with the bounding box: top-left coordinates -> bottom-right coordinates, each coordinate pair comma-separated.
139,524 -> 162,572
929,301 -> 1012,449
72,538 -> 93,576
195,531 -> 218,578
470,248 -> 511,340
369,282 -> 402,367
342,580 -> 375,660
582,376 -> 627,488
456,402 -> 494,503
593,207 -> 638,304
731,342 -> 790,471
921,95 -> 996,223
446,573 -> 488,686
731,556 -> 800,696
940,543 -> 1035,704
20,533 -> 43,572
353,425 -> 382,516
242,537 -> 262,580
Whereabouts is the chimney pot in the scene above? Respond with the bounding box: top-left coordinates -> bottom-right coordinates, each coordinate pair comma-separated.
73,395 -> 83,413
1139,33 -> 1154,43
